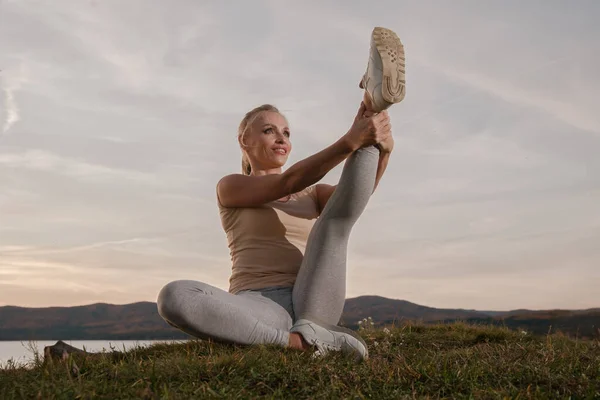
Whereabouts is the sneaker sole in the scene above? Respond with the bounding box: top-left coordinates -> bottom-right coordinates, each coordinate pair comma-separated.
305,316 -> 369,359
372,27 -> 405,104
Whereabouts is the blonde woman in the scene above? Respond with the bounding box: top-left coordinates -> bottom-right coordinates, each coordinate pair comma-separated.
158,27 -> 405,360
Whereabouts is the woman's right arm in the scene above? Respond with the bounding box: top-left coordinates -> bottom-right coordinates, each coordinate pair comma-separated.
217,136 -> 356,208
217,103 -> 391,208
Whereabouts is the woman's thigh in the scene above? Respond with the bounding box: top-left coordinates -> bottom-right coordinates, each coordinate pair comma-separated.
236,286 -> 295,329
157,280 -> 293,333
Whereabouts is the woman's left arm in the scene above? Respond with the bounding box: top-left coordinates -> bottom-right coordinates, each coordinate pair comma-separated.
372,148 -> 391,193
373,130 -> 394,192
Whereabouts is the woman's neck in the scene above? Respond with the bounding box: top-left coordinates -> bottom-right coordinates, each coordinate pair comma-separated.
251,167 -> 283,176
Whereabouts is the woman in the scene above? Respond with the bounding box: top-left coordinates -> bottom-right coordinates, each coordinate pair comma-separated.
157,27 -> 405,361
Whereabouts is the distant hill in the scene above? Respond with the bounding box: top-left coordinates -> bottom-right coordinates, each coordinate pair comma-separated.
0,297 -> 598,341
0,302 -> 185,341
340,295 -> 490,324
341,296 -> 600,339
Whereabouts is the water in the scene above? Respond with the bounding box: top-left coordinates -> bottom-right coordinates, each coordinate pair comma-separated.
0,340 -> 185,369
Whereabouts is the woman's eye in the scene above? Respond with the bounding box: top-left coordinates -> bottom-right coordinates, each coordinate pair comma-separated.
264,128 -> 273,133
284,131 -> 290,137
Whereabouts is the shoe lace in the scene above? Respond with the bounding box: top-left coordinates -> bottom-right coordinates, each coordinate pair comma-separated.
312,338 -> 338,353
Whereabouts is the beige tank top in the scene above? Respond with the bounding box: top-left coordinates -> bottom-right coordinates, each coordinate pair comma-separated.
217,185 -> 320,294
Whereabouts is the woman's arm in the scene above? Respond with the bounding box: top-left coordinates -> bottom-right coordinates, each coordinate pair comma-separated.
315,183 -> 336,214
373,150 -> 391,192
218,103 -> 391,208
217,136 -> 356,208
372,130 -> 394,193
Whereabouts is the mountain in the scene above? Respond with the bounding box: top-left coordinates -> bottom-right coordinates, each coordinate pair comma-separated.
0,297 -> 598,341
0,302 -> 187,341
340,295 -> 490,324
340,296 -> 600,338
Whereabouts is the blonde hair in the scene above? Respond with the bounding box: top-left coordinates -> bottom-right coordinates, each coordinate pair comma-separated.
238,104 -> 281,175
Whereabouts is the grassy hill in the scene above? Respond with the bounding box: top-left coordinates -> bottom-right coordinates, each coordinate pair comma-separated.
1,323 -> 598,398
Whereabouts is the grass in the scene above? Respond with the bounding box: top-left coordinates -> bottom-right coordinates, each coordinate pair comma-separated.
1,322 -> 599,399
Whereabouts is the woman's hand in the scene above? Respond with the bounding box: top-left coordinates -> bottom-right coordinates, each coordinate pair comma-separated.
344,102 -> 392,151
376,131 -> 394,153
362,108 -> 394,154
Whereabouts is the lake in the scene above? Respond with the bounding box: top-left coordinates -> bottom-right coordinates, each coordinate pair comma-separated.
0,340 -> 185,369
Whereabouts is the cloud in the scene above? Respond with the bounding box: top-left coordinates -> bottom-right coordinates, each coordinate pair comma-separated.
0,65 -> 29,135
0,0 -> 598,310
428,62 -> 600,135
0,149 -> 156,183
2,87 -> 19,134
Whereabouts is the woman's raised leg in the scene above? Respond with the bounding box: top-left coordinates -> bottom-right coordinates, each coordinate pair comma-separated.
292,145 -> 380,325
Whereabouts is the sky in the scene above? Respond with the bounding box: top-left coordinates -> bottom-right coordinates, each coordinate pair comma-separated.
1,0 -> 599,311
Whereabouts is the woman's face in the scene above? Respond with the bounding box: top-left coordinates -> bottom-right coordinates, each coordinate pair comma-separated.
241,111 -> 291,171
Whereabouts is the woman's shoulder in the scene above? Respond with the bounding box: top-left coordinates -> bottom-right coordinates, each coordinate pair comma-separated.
216,175 -> 240,211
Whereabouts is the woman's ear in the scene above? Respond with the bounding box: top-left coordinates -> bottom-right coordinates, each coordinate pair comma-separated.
238,135 -> 247,148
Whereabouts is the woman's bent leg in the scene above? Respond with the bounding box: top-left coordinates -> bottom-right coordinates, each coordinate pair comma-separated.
293,146 -> 379,325
157,280 -> 293,346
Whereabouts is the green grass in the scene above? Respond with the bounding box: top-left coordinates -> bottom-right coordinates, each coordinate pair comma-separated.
1,322 -> 599,399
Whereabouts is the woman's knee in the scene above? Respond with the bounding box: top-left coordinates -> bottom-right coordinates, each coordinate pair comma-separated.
156,280 -> 214,322
156,280 -> 191,322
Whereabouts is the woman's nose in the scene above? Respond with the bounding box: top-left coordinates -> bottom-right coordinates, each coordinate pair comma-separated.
275,132 -> 287,143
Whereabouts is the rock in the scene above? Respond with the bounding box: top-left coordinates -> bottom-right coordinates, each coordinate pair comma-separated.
43,340 -> 94,376
43,340 -> 87,361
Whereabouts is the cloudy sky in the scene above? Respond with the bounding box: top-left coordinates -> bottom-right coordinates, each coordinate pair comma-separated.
1,0 -> 598,311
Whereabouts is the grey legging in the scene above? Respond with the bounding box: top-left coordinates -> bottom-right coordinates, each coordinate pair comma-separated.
157,145 -> 379,347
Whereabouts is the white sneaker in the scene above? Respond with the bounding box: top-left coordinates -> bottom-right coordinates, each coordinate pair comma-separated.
360,27 -> 406,112
290,318 -> 369,361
